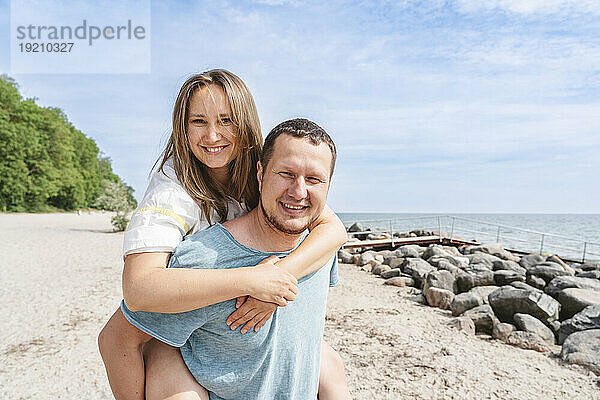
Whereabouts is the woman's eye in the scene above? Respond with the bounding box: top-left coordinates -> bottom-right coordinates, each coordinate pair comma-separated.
191,119 -> 206,124
221,117 -> 233,124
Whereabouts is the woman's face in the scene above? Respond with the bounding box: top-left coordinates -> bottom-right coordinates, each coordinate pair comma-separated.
187,84 -> 238,181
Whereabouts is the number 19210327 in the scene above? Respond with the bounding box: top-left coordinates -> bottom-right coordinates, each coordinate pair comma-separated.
19,43 -> 74,52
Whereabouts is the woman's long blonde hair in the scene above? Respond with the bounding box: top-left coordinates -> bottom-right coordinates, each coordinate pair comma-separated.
156,69 -> 262,225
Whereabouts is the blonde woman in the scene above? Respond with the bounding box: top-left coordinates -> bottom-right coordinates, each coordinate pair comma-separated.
98,69 -> 350,399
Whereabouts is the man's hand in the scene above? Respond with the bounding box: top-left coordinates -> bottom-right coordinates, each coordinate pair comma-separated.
245,256 -> 298,306
227,296 -> 278,334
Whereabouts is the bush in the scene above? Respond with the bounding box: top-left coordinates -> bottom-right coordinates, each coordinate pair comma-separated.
111,213 -> 130,232
94,180 -> 137,231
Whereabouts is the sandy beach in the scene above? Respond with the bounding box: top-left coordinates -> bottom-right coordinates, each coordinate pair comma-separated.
1,213 -> 599,399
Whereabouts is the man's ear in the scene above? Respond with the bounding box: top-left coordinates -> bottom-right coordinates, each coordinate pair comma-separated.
256,161 -> 263,192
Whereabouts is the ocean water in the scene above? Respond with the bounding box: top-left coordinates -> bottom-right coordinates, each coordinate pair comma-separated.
337,213 -> 600,262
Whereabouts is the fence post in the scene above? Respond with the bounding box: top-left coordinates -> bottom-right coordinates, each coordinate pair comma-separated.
582,242 -> 587,263
540,234 -> 545,255
496,226 -> 501,243
389,220 -> 394,248
450,217 -> 455,243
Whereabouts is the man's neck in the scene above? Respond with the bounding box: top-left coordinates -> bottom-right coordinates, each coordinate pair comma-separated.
223,209 -> 302,253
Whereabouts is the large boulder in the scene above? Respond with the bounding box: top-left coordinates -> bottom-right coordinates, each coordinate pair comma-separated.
545,276 -> 600,297
337,249 -> 354,264
448,317 -> 476,335
465,253 -> 501,268
494,270 -> 526,286
424,287 -> 455,310
577,271 -> 600,280
492,322 -> 516,341
394,245 -> 423,258
560,329 -> 600,375
488,286 -> 560,325
451,292 -> 483,316
519,254 -> 546,270
357,251 -> 376,266
506,331 -> 551,353
581,261 -> 600,271
372,264 -> 391,276
424,270 -> 456,293
380,268 -> 401,279
422,245 -> 455,261
556,288 -> 600,320
428,255 -> 469,270
469,286 -> 499,304
527,262 -> 573,284
558,305 -> 600,344
463,243 -> 519,262
402,258 -> 435,289
456,270 -> 495,293
464,304 -> 498,334
492,260 -> 526,275
526,274 -> 547,290
513,313 -> 555,344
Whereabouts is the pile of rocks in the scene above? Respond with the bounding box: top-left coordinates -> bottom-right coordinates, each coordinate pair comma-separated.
338,231 -> 600,375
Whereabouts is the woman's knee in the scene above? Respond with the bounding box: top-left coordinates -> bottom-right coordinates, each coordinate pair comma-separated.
98,308 -> 150,358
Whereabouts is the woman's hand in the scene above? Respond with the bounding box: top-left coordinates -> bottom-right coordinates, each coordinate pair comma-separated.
244,256 -> 298,306
226,297 -> 278,334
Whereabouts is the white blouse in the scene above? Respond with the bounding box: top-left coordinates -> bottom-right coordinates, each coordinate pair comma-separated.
122,159 -> 246,258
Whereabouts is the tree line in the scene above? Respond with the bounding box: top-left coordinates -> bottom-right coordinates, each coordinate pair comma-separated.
0,75 -> 137,213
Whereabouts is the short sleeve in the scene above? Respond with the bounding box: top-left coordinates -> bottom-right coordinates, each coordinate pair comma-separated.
329,254 -> 339,287
120,300 -> 207,347
123,164 -> 205,258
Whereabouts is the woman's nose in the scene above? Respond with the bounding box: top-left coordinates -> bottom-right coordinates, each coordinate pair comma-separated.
204,123 -> 221,142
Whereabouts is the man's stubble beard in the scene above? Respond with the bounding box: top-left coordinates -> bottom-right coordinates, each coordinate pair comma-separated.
259,198 -> 315,235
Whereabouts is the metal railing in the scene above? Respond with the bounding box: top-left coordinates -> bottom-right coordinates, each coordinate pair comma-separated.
342,215 -> 600,263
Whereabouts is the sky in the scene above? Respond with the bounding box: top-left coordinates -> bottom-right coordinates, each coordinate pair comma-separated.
1,0 -> 599,213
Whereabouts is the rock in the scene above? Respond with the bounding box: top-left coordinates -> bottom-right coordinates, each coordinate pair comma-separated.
350,254 -> 360,264
581,261 -> 600,271
424,287 -> 455,310
433,259 -> 461,275
384,276 -> 413,287
464,304 -> 498,334
519,254 -> 546,270
410,229 -> 431,237
338,249 -> 354,264
422,245 -> 455,261
464,243 -> 519,262
527,262 -> 573,284
576,271 -> 600,280
448,317 -> 476,335
488,286 -> 560,325
424,270 -> 456,293
526,274 -> 546,290
387,257 -> 404,270
451,292 -> 483,316
402,258 -> 435,289
367,233 -> 390,240
546,254 -> 569,269
506,331 -> 551,353
510,281 -> 540,292
492,322 -> 516,341
494,270 -> 526,286
381,268 -> 401,279
361,263 -> 372,272
374,255 -> 384,263
513,313 -> 555,344
348,222 -> 364,233
371,264 -> 391,276
466,253 -> 501,268
357,251 -> 376,266
556,288 -> 600,320
560,329 -> 600,375
493,260 -> 526,275
427,254 -> 469,269
558,305 -> 600,344
394,245 -> 421,258
545,276 -> 600,297
469,286 -> 499,304
456,270 -> 495,293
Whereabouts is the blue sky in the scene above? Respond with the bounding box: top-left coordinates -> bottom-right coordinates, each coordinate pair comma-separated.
1,0 -> 599,213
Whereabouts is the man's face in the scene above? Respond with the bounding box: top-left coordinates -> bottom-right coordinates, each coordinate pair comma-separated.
258,134 -> 332,235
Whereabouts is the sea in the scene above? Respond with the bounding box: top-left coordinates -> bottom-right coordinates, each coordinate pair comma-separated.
336,213 -> 600,263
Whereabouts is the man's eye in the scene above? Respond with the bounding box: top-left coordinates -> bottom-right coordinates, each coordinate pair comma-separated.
307,177 -> 322,184
279,172 -> 294,178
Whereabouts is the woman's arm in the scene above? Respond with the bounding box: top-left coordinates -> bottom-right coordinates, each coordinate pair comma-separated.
276,204 -> 347,278
122,253 -> 297,313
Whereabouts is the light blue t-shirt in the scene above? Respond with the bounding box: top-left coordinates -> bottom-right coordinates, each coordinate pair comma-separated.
121,223 -> 338,400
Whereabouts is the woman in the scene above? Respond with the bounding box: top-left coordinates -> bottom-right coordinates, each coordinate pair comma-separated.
98,69 -> 350,399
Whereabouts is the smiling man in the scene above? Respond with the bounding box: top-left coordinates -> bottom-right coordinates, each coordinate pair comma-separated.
120,118 -> 340,399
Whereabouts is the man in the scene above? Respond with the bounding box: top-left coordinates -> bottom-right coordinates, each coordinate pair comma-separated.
120,118 -> 341,399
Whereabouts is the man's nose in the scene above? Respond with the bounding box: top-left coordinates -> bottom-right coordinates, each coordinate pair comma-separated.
288,177 -> 308,199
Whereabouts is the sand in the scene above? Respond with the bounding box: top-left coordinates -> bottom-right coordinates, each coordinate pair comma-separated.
1,213 -> 599,399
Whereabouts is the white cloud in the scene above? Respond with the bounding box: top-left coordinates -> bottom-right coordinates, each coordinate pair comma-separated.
455,0 -> 600,16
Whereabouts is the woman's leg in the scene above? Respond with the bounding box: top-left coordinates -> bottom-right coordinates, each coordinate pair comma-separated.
318,341 -> 351,400
98,307 -> 152,400
144,339 -> 210,400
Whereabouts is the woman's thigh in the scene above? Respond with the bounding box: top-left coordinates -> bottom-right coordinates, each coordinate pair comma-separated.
143,339 -> 209,400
